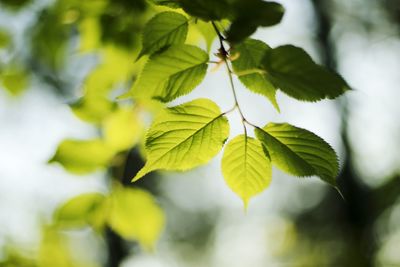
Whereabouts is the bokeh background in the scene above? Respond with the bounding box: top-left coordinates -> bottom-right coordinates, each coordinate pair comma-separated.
1,0 -> 400,266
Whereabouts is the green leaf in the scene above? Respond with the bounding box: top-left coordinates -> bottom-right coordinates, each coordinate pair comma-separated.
130,44 -> 209,102
231,39 -> 279,111
261,45 -> 349,101
180,0 -> 234,21
54,193 -> 107,230
226,1 -> 285,43
255,123 -> 339,186
221,135 -> 272,207
133,98 -> 229,181
49,139 -> 115,174
138,11 -> 188,59
107,186 -> 165,250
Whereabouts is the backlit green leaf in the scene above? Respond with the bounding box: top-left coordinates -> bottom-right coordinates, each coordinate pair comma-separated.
231,39 -> 279,111
107,186 -> 165,250
54,193 -> 107,230
261,45 -> 349,101
138,11 -> 188,59
130,44 -> 209,102
133,98 -> 229,181
255,123 -> 339,186
49,139 -> 115,174
222,135 -> 272,207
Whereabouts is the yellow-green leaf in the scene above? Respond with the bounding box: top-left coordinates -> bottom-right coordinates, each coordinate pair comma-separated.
130,44 -> 209,102
192,20 -> 216,52
1,67 -> 29,96
54,193 -> 107,230
255,123 -> 339,186
133,98 -> 229,181
49,139 -> 115,174
107,186 -> 165,250
103,108 -> 143,152
221,135 -> 272,207
138,11 -> 188,58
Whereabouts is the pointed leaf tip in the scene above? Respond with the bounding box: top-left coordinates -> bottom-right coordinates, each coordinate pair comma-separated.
134,98 -> 230,179
255,123 -> 339,186
222,135 -> 272,206
129,45 -> 209,103
138,11 -> 189,58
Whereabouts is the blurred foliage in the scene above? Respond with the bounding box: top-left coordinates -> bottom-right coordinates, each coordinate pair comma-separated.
0,0 -> 32,10
0,28 -> 10,49
0,65 -> 29,96
1,0 -> 399,267
54,186 -> 165,251
108,186 -> 165,250
54,193 -> 107,230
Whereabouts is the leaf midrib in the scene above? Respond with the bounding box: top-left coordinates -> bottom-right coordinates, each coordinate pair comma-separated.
143,16 -> 188,55
258,127 -> 315,175
147,113 -> 225,166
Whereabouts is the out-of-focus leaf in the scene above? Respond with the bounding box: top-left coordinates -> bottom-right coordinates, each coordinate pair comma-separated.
1,67 -> 29,96
78,18 -> 101,52
54,193 -> 107,230
31,6 -> 70,70
71,96 -> 116,124
103,108 -> 143,151
38,228 -> 82,267
255,123 -> 339,186
222,135 -> 272,207
0,0 -> 32,10
133,98 -> 229,181
260,45 -> 349,101
0,29 -> 11,49
129,44 -> 208,102
107,186 -> 165,250
72,46 -> 141,123
231,39 -> 279,111
138,11 -> 188,59
149,0 -> 181,9
49,139 -> 115,174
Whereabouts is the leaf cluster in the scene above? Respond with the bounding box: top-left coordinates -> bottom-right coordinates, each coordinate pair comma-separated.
125,0 -> 349,206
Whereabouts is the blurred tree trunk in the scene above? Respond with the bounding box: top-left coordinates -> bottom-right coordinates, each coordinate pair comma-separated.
291,1 -> 400,266
106,149 -> 160,267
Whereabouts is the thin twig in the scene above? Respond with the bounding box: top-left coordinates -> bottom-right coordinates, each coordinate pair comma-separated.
211,21 -> 248,136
